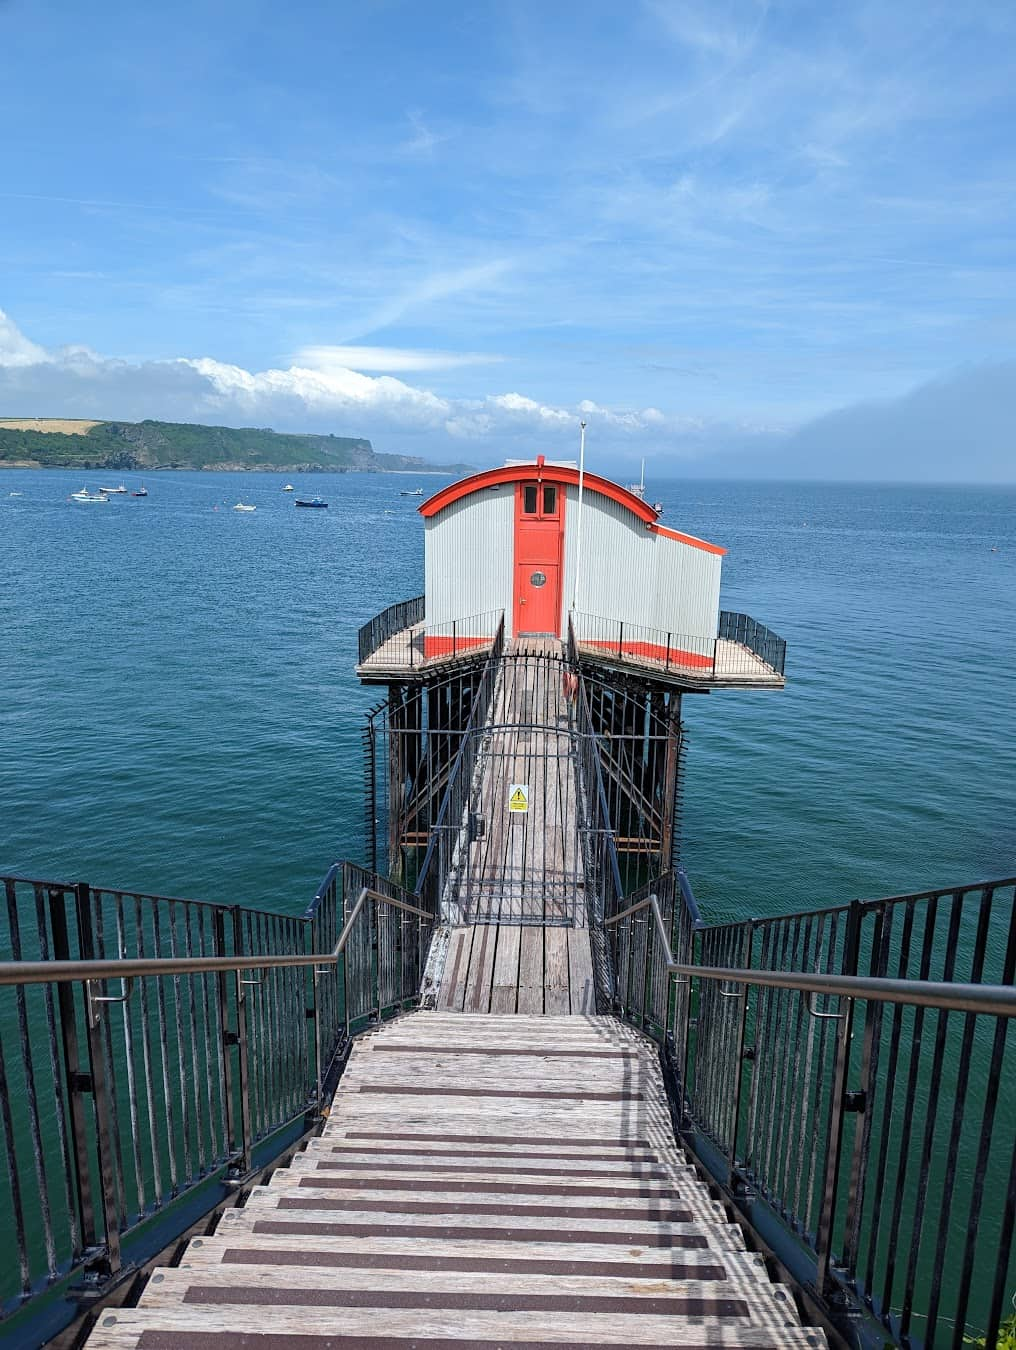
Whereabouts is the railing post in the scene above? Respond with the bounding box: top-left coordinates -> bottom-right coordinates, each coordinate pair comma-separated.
73,881 -> 124,1280
230,907 -> 253,1176
815,899 -> 862,1295
727,923 -> 754,1189
666,633 -> 672,671
453,619 -> 457,660
81,976 -> 122,1279
618,621 -> 624,659
49,886 -> 97,1256
212,908 -> 239,1173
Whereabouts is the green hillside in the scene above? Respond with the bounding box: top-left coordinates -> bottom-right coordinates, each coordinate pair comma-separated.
0,418 -> 473,475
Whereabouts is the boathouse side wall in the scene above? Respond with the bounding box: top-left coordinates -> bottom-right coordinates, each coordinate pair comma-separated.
560,487 -> 721,642
424,489 -> 514,631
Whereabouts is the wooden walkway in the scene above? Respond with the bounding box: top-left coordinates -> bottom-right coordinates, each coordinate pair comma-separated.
86,1014 -> 826,1349
454,651 -> 583,927
436,922 -> 596,1014
432,646 -> 597,1014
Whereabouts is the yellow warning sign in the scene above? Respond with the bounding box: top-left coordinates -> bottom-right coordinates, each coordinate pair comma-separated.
509,783 -> 530,813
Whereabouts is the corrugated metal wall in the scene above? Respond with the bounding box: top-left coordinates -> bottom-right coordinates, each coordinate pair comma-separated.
561,487 -> 721,640
424,487 -> 514,631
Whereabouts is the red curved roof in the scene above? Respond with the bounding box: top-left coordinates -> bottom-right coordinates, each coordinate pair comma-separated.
419,461 -> 725,554
419,462 -> 658,524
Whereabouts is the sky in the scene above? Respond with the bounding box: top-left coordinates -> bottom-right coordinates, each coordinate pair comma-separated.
0,0 -> 1014,480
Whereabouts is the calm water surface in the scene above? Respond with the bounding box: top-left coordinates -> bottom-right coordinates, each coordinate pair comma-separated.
2,469 -> 1014,917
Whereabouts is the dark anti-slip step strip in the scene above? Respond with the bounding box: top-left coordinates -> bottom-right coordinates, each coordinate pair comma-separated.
137,1334 -> 787,1350
278,1195 -> 695,1222
251,1219 -> 711,1248
296,1177 -> 678,1200
337,1131 -> 652,1147
220,1247 -> 730,1280
351,1085 -> 643,1100
327,1144 -> 656,1162
367,1045 -> 637,1059
318,1159 -> 669,1179
184,1285 -> 751,1318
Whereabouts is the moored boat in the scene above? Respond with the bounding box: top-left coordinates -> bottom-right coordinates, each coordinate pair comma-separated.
70,488 -> 109,502
132,485 -> 148,497
295,496 -> 328,508
282,484 -> 295,491
400,488 -> 425,496
99,483 -> 128,494
233,502 -> 256,512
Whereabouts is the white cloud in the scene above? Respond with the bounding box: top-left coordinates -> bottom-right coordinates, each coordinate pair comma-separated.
295,345 -> 503,374
0,308 -> 50,368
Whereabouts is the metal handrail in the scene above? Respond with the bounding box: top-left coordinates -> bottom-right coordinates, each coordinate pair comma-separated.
605,893 -> 1016,1016
0,888 -> 429,988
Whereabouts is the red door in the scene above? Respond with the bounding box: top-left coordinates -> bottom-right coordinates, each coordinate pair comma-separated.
514,480 -> 565,635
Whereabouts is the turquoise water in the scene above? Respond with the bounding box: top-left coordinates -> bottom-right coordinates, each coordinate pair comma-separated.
2,470 -> 1014,916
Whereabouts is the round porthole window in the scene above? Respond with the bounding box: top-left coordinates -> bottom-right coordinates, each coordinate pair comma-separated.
530,571 -> 547,587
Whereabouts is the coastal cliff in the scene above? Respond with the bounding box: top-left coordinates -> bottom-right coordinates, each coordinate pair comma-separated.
0,418 -> 473,474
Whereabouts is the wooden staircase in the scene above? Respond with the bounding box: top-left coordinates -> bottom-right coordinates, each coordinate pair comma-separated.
86,1013 -> 827,1348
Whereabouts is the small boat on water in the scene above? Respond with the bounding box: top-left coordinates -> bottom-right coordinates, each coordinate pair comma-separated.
400,488 -> 425,497
283,484 -> 295,492
70,488 -> 109,502
132,485 -> 148,498
295,496 -> 328,508
233,502 -> 256,512
99,483 -> 128,495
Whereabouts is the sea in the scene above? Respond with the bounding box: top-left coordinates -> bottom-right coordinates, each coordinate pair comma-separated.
1,468 -> 1014,919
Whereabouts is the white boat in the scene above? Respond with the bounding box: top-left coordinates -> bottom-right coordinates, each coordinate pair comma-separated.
233,502 -> 256,512
400,488 -> 426,497
70,488 -> 109,502
99,483 -> 128,494
283,484 -> 295,491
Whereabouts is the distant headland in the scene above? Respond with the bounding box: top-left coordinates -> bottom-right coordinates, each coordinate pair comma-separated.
0,417 -> 474,475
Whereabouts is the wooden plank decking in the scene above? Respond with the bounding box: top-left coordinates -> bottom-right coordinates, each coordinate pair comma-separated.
85,1014 -> 827,1349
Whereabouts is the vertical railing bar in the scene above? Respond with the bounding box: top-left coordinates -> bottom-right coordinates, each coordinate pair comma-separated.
151,904 -> 179,1196
842,900 -> 891,1274
167,901 -> 193,1184
231,907 -> 252,1174
789,912 -> 816,1226
114,894 -> 145,1223
93,894 -> 128,1232
35,885 -> 82,1259
815,899 -> 861,1292
134,896 -> 163,1209
197,913 -> 223,1163
864,898 -> 914,1301
183,906 -> 208,1174
900,891 -> 965,1338
924,886 -> 993,1344
6,879 -> 59,1278
952,886 -> 1016,1348
0,1030 -> 32,1297
881,896 -> 935,1315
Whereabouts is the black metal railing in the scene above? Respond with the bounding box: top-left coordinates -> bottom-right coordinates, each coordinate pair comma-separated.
569,608 -> 786,682
357,594 -> 424,666
413,619 -> 505,919
0,864 -> 432,1336
718,610 -> 787,677
604,874 -> 1016,1349
357,599 -> 504,671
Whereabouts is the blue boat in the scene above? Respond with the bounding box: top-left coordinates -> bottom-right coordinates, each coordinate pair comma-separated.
295,496 -> 328,508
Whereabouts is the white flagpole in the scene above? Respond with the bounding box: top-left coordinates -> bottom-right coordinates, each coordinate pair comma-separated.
572,420 -> 586,613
